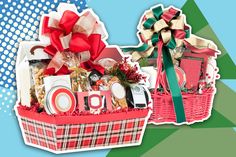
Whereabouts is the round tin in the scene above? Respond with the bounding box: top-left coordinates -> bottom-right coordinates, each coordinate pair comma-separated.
162,66 -> 186,89
45,86 -> 76,115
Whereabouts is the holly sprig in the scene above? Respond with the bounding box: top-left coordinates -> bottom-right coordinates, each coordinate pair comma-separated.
109,57 -> 146,87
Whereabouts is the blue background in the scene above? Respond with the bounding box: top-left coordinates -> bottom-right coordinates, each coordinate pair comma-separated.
0,0 -> 235,156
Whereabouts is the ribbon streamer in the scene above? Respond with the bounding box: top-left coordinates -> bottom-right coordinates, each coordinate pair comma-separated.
123,5 -> 219,123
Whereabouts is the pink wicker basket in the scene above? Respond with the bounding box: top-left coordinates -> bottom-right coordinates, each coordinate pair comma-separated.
149,88 -> 216,124
121,4 -> 220,125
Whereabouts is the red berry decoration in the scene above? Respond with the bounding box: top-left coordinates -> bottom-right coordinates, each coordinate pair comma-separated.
109,57 -> 146,87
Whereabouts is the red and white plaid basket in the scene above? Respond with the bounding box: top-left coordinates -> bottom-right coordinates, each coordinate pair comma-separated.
16,107 -> 151,154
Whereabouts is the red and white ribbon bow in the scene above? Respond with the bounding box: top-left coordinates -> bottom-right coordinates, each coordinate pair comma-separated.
40,4 -> 108,75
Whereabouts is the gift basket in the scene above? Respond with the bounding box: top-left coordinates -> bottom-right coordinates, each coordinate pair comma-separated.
122,5 -> 220,125
15,3 -> 152,153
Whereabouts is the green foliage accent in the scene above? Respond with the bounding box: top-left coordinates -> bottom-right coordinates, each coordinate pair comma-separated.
138,58 -> 150,67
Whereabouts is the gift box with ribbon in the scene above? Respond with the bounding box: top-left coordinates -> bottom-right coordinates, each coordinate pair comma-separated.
122,5 -> 220,125
15,3 -> 152,153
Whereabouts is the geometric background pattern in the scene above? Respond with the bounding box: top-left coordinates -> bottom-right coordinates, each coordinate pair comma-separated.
0,0 -> 235,156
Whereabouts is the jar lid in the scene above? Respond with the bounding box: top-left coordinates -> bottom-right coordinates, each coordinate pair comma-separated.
45,86 -> 76,115
110,82 -> 126,99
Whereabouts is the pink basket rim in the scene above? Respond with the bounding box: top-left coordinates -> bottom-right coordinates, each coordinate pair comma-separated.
16,107 -> 149,125
151,88 -> 216,98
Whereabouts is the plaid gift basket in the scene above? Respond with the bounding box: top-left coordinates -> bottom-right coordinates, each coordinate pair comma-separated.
15,3 -> 151,153
122,5 -> 220,125
16,106 -> 149,153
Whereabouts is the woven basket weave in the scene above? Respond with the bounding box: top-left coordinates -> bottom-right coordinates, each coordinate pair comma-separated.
149,88 -> 216,125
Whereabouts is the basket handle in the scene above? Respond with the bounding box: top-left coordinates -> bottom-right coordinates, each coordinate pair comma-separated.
153,43 -> 169,95
30,45 -> 45,55
153,45 -> 162,95
154,44 -> 186,123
